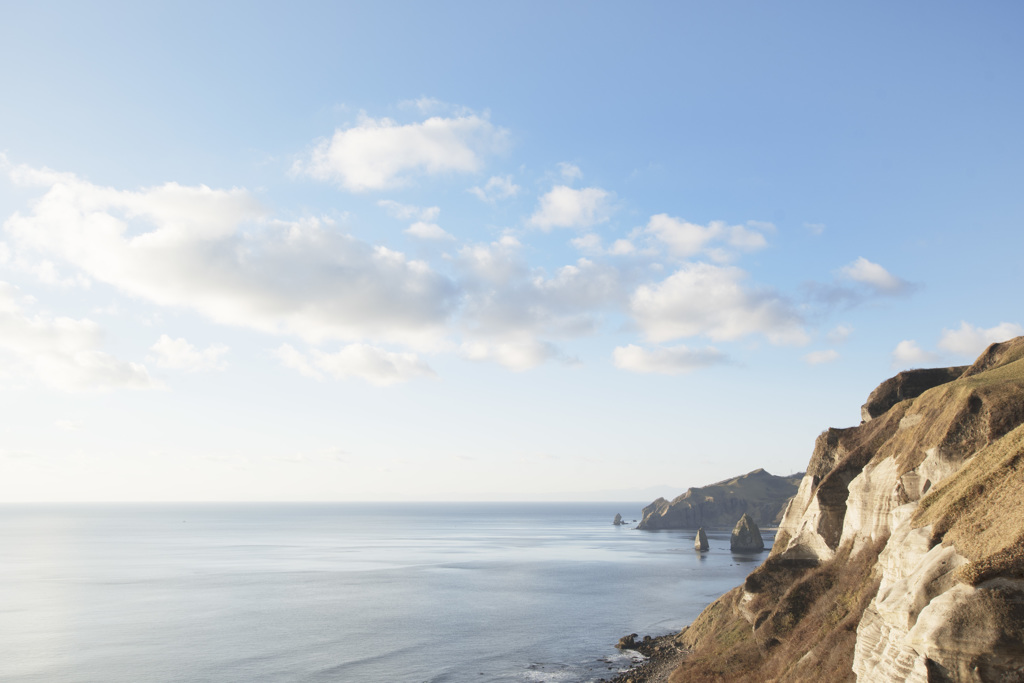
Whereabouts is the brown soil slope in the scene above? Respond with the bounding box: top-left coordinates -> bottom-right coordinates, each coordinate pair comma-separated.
657,337 -> 1024,683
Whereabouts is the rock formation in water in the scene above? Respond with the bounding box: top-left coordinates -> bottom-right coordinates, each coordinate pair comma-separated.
655,337 -> 1024,683
695,528 -> 709,551
730,513 -> 765,552
613,513 -> 623,525
637,469 -> 802,530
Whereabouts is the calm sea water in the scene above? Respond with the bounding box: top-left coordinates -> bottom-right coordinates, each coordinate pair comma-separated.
0,504 -> 772,682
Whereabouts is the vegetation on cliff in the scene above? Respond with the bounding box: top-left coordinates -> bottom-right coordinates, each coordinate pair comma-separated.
654,337 -> 1024,683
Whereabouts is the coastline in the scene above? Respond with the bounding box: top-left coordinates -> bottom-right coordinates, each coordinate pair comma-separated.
597,633 -> 687,683
591,526 -> 781,683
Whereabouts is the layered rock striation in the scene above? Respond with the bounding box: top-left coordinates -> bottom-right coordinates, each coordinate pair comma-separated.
638,469 -> 802,530
661,337 -> 1024,683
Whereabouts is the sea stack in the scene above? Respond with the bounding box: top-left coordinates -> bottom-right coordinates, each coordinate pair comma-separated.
613,513 -> 623,525
694,527 -> 709,551
729,512 -> 764,552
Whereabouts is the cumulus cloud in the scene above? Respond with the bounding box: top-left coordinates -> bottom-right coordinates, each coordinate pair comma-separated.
275,343 -> 435,386
529,186 -> 612,230
149,335 -> 229,372
613,344 -> 727,375
804,349 -> 840,365
468,175 -> 519,202
839,257 -> 911,294
0,281 -> 157,391
630,263 -> 807,345
891,340 -> 938,367
3,168 -> 458,347
805,222 -> 826,235
645,215 -> 772,260
937,321 -> 1024,358
294,113 -> 508,191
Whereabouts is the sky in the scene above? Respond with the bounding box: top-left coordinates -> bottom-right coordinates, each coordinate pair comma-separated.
1,1 -> 1022,502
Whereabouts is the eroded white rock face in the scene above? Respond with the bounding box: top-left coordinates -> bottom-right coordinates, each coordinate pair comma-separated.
842,457 -> 902,554
853,513 -> 970,683
773,474 -> 837,562
853,503 -> 1024,682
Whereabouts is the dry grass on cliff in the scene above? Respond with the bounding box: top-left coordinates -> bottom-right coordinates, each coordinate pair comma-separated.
913,420 -> 1024,584
668,540 -> 884,683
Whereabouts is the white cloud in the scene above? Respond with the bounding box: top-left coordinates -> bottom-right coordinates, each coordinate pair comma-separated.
630,263 -> 807,345
0,281 -> 157,391
570,234 -> 636,257
570,233 -> 603,254
839,257 -> 910,294
275,343 -> 435,386
613,344 -> 727,375
378,200 -> 452,240
460,254 -> 623,339
804,349 -> 840,365
805,222 -> 826,235
937,321 -> 1024,358
405,222 -> 454,240
529,186 -> 612,230
3,169 -> 458,347
377,200 -> 440,222
460,338 -> 568,372
609,239 -> 635,255
468,175 -> 520,202
149,335 -> 229,372
892,339 -> 938,367
457,235 -> 526,286
645,215 -> 771,259
294,113 -> 508,191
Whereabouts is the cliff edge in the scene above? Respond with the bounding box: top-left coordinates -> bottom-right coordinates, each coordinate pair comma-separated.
659,337 -> 1024,683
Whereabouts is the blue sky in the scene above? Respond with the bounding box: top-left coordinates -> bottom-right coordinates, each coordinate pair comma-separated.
1,2 -> 1022,501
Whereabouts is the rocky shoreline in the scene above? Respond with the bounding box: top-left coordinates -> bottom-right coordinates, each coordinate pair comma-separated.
596,633 -> 688,683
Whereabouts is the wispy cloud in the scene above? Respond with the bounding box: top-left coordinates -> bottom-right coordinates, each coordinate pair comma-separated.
275,343 -> 435,386
149,335 -> 229,372
468,175 -> 519,202
613,344 -> 727,375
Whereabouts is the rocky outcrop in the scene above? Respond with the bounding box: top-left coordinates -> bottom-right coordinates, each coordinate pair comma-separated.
860,367 -> 968,423
695,528 -> 709,551
661,336 -> 1024,683
730,513 -> 765,552
638,469 -> 802,530
613,513 -> 623,526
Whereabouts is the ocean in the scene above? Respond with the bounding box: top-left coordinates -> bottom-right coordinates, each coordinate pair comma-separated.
0,503 -> 772,682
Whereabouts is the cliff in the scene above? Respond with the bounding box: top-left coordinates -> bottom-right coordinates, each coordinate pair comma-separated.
637,469 -> 803,530
659,337 -> 1024,683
